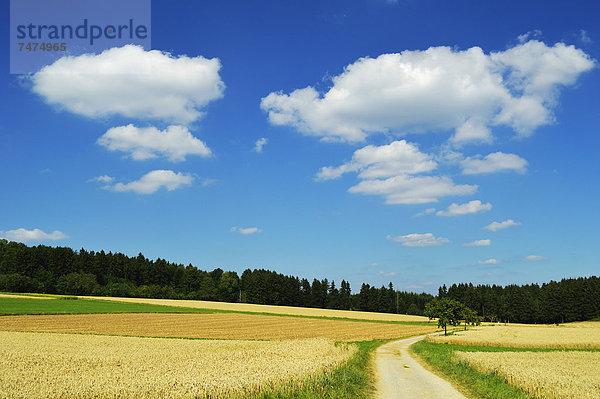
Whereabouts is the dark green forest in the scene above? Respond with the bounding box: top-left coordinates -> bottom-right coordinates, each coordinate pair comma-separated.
1,240 -> 598,323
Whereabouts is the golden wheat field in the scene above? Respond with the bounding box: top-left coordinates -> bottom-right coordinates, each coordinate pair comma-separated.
80,295 -> 429,322
0,312 -> 437,341
428,324 -> 600,348
456,350 -> 600,399
0,330 -> 356,399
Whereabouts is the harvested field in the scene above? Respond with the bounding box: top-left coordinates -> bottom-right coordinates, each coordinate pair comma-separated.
428,325 -> 600,349
0,293 -> 54,300
456,351 -> 600,399
80,295 -> 429,322
0,313 -> 437,341
0,331 -> 355,399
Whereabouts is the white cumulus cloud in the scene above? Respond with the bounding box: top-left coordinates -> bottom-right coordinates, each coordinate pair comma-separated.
349,175 -> 476,204
105,170 -> 193,194
97,124 -> 212,162
253,138 -> 268,153
463,239 -> 491,247
0,228 -> 68,242
316,140 -> 436,181
461,152 -> 528,175
436,200 -> 492,216
524,255 -> 548,261
484,219 -> 521,231
31,45 -> 224,125
261,40 -> 594,143
230,226 -> 262,235
387,233 -> 450,247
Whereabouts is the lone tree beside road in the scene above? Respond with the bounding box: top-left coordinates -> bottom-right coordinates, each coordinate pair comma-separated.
425,298 -> 474,335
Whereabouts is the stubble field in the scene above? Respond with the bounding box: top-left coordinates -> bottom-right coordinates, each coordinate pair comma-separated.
80,295 -> 430,322
0,312 -> 437,341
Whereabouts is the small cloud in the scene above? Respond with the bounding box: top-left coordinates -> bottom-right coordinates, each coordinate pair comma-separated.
463,239 -> 491,247
478,258 -> 499,265
517,29 -> 543,43
387,233 -> 450,247
349,174 -> 476,205
484,219 -> 521,232
378,271 -> 396,277
0,228 -> 68,242
436,200 -> 492,216
315,140 -> 437,181
230,226 -> 262,235
253,138 -> 268,153
580,30 -> 593,44
89,175 -> 115,183
105,170 -> 193,194
97,124 -> 212,162
414,208 -> 436,217
523,255 -> 548,262
200,178 -> 217,187
40,168 -> 51,173
370,263 -> 379,267
461,152 -> 528,175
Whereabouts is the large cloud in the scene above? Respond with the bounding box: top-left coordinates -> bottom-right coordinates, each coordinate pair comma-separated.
31,45 -> 224,124
316,140 -> 436,181
0,228 -> 67,242
97,124 -> 212,162
103,170 -> 193,194
261,40 -> 594,143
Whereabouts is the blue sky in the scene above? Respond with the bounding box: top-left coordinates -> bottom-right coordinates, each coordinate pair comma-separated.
1,0 -> 599,294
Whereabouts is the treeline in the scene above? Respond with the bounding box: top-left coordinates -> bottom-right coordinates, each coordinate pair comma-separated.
0,240 -> 431,315
3,240 -> 599,323
439,279 -> 600,324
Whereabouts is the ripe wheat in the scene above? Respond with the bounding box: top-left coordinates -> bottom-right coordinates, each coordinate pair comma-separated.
428,324 -> 600,348
456,350 -> 600,399
0,331 -> 356,399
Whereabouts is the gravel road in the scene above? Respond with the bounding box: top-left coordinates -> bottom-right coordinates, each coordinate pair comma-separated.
374,334 -> 467,399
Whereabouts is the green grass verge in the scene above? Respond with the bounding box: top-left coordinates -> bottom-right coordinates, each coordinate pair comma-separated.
0,296 -> 218,315
248,340 -> 381,399
411,340 -> 532,399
